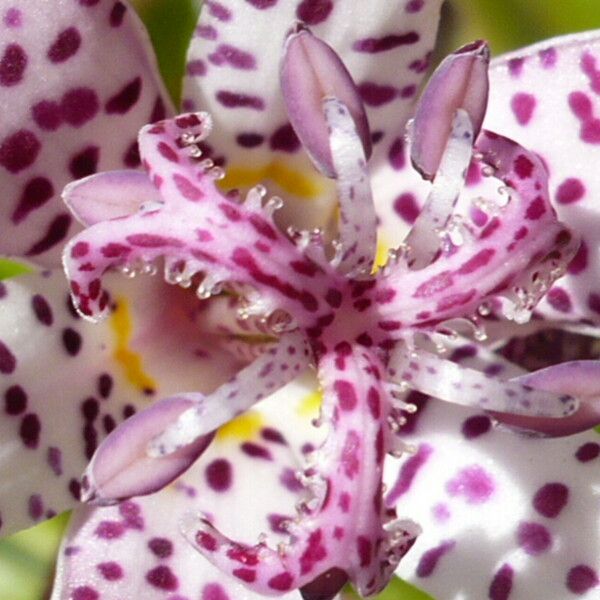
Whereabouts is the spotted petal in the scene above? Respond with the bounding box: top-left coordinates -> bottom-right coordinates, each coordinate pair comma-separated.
0,269 -> 236,536
391,390 -> 600,600
183,0 -> 443,230
376,131 -> 578,329
474,31 -> 600,324
185,345 -> 418,598
83,331 -> 311,503
63,113 -> 336,325
51,376 -> 320,600
0,0 -> 173,266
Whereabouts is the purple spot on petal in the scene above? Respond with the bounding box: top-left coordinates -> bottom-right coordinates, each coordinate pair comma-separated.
566,564 -> 599,594
353,32 -> 419,53
461,415 -> 492,439
5,385 -> 27,415
296,0 -> 333,25
556,177 -> 585,204
446,465 -> 494,504
148,537 -> 174,558
146,565 -> 179,591
0,43 -> 26,86
105,77 -> 142,114
47,27 -> 81,63
576,442 -> 600,462
69,145 -> 99,179
489,564 -> 513,600
4,8 -> 21,27
61,88 -> 99,127
516,521 -> 552,555
0,129 -> 40,173
416,540 -> 455,577
0,340 -> 16,373
12,177 -> 54,224
32,100 -> 62,130
270,123 -> 300,152
109,2 -> 127,27
24,213 -> 71,256
216,90 -> 265,110
394,192 -> 419,224
532,482 -> 569,518
205,459 -> 232,492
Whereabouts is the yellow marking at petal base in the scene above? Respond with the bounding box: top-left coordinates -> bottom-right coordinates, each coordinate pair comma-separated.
216,410 -> 263,442
219,161 -> 323,200
110,298 -> 157,394
297,390 -> 323,419
373,235 -> 391,273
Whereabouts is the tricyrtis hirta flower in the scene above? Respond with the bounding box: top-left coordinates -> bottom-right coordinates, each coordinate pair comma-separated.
59,14 -> 600,600
3,1 -> 600,599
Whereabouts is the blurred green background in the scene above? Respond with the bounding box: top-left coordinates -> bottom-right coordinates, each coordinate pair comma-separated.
2,1 -> 600,599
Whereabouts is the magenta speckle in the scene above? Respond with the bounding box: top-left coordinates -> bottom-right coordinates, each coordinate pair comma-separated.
97,561 -> 123,580
511,92 -> 536,125
406,0 -> 424,11
187,59 -> 207,76
95,520 -> 125,540
72,587 -> 99,600
209,44 -> 255,69
202,583 -> 230,600
517,521 -> 552,555
388,137 -> 406,170
270,123 -> 300,152
532,482 -> 569,518
47,27 -> 81,63
508,57 -> 525,76
216,90 -> 265,110
446,465 -> 494,504
556,177 -> 585,204
205,459 -> 232,491
146,565 -> 179,591
566,564 -> 599,594
105,77 -> 142,114
387,444 -> 433,504
358,81 -> 397,106
353,32 -> 420,53
539,46 -> 557,68
296,0 -> 333,25
0,43 -> 26,86
489,564 -> 514,600
576,442 -> 600,462
4,8 -> 21,27
432,503 -> 451,523
148,537 -> 174,558
416,540 -> 455,577
461,415 -> 492,439
394,192 -> 419,224
0,129 -> 40,173
568,240 -> 588,275
61,87 -> 99,127
546,287 -> 572,313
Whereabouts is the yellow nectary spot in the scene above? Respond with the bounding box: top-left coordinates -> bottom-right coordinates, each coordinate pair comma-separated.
110,297 -> 157,394
216,410 -> 263,442
373,235 -> 391,273
297,390 -> 323,419
219,160 -> 323,200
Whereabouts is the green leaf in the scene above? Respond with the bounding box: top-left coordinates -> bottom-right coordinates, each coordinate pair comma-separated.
343,576 -> 435,600
0,512 -> 70,600
0,259 -> 33,280
132,0 -> 201,107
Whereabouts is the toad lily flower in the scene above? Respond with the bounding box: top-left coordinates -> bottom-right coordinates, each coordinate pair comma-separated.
57,14 -> 600,600
0,0 -> 447,599
2,2 -> 600,600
